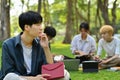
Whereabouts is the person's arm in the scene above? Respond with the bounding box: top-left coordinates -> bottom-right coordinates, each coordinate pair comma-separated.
102,54 -> 119,63
70,36 -> 78,54
40,33 -> 53,64
89,38 -> 96,56
71,36 -> 84,56
74,50 -> 85,55
1,42 -> 20,76
94,40 -> 102,60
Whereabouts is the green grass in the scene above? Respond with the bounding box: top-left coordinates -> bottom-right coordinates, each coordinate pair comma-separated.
51,43 -> 74,58
51,43 -> 120,80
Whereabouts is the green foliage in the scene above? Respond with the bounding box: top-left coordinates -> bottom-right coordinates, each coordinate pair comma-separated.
116,8 -> 120,24
9,0 -> 120,39
0,41 -> 3,48
51,43 -> 74,58
50,0 -> 66,26
11,16 -> 22,37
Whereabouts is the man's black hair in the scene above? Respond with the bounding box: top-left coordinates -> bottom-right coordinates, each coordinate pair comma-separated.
19,11 -> 43,31
79,22 -> 89,31
44,26 -> 56,38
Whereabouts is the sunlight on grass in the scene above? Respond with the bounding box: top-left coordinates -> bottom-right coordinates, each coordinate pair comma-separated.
52,43 -> 70,48
51,43 -> 75,58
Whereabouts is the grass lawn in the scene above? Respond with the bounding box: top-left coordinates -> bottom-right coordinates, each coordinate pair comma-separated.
0,41 -> 120,80
51,43 -> 120,80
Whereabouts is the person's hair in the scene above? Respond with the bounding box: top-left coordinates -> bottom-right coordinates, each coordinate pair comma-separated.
79,22 -> 89,31
100,25 -> 114,35
44,26 -> 56,38
19,11 -> 43,31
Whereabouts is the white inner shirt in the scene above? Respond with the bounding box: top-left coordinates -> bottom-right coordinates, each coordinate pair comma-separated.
21,41 -> 32,74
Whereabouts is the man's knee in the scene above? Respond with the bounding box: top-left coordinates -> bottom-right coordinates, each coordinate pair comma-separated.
55,69 -> 70,80
3,73 -> 25,80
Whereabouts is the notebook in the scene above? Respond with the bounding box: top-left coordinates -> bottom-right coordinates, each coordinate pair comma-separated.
63,59 -> 79,71
82,60 -> 98,73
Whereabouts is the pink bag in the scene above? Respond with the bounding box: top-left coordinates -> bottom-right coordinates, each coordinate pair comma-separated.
42,62 -> 64,80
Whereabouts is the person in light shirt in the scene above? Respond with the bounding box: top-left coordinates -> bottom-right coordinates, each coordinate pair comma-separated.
70,22 -> 96,63
95,25 -> 120,69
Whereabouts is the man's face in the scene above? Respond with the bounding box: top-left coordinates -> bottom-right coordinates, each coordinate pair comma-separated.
29,23 -> 43,38
101,32 -> 112,41
80,28 -> 88,36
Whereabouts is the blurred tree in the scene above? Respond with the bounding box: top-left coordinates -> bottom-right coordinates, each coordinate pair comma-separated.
43,0 -> 52,26
1,0 -> 120,42
62,0 -> 73,43
21,0 -> 24,12
38,0 -> 42,13
98,0 -> 110,24
26,0 -> 30,10
111,0 -> 117,33
98,0 -> 118,33
0,0 -> 10,40
87,0 -> 91,25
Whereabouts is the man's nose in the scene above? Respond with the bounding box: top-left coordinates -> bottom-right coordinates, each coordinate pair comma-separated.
101,34 -> 104,37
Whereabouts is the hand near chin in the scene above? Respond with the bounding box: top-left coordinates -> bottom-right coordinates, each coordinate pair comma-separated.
40,33 -> 49,48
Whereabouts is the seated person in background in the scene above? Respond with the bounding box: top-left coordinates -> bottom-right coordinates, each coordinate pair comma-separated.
44,26 -> 56,50
94,25 -> 120,69
70,22 -> 96,63
0,11 -> 70,80
44,26 -> 73,62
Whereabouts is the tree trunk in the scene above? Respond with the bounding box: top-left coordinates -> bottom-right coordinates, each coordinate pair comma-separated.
74,0 -> 79,34
38,0 -> 42,13
63,0 -> 73,44
87,0 -> 90,25
26,0 -> 30,10
94,0 -> 102,42
21,0 -> 24,12
98,0 -> 110,25
43,0 -> 51,26
0,0 -> 10,40
75,7 -> 88,22
112,0 -> 117,33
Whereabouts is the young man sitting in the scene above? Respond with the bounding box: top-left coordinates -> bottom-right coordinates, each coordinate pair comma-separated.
95,25 -> 120,69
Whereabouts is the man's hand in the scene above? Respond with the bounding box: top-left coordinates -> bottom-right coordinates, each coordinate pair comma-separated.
40,33 -> 49,48
39,33 -> 53,64
100,60 -> 108,64
74,50 -> 85,56
22,74 -> 51,80
35,74 -> 51,80
93,55 -> 100,60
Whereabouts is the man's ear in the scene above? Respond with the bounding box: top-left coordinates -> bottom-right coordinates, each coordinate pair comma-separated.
24,25 -> 30,31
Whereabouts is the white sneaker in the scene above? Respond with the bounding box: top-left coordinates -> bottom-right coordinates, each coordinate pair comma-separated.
79,64 -> 82,68
107,67 -> 118,71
